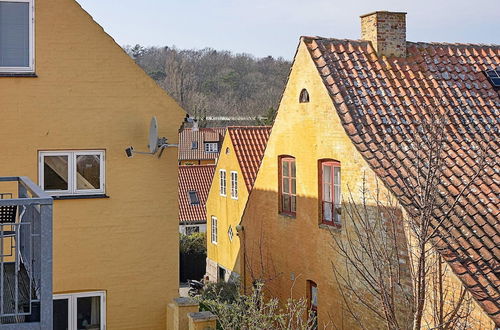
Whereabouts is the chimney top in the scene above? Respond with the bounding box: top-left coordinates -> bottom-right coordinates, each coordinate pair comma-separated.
360,11 -> 407,58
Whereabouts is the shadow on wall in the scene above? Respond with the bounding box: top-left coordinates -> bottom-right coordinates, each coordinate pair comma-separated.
241,187 -> 413,329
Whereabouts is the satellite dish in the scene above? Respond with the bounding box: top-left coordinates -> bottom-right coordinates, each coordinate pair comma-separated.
148,116 -> 159,153
125,116 -> 179,158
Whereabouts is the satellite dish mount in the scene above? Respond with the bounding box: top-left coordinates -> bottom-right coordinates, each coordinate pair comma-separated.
125,116 -> 178,158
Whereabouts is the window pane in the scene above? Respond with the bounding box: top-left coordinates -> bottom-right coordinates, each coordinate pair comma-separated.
323,183 -> 331,202
291,160 -> 296,178
76,297 -> 101,329
53,298 -> 69,330
76,154 -> 101,190
323,165 -> 331,183
188,191 -> 199,205
291,178 -> 296,195
282,160 -> 289,177
283,178 -> 289,193
291,195 -> 296,212
282,195 -> 290,212
311,285 -> 318,308
323,202 -> 332,221
77,296 -> 101,329
44,156 -> 69,191
0,2 -> 30,67
334,166 -> 341,186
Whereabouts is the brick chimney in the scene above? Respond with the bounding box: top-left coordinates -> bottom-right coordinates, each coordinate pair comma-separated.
360,11 -> 407,58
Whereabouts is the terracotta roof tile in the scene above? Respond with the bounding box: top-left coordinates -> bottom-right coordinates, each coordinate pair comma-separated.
304,36 -> 500,325
178,128 -> 225,161
227,127 -> 272,191
178,165 -> 215,223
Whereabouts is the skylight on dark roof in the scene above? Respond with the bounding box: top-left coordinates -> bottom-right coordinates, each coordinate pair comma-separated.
485,69 -> 500,88
188,191 -> 200,205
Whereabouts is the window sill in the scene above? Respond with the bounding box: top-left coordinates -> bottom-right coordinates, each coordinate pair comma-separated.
319,223 -> 342,232
279,212 -> 296,219
0,72 -> 37,78
52,194 -> 109,200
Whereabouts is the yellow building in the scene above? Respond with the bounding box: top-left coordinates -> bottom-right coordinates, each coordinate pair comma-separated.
0,0 -> 185,329
206,127 -> 270,282
242,11 -> 498,329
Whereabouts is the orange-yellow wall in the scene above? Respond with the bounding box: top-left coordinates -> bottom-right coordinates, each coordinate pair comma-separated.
0,1 -> 185,329
206,136 -> 248,279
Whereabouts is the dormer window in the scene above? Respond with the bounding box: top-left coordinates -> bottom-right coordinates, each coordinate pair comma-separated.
0,0 -> 34,73
205,142 -> 218,153
299,89 -> 310,103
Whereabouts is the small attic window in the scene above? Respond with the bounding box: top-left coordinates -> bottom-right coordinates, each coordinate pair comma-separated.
191,141 -> 198,149
188,191 -> 200,205
299,89 -> 310,103
485,69 -> 500,88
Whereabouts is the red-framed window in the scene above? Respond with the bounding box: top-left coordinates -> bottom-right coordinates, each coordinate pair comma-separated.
320,160 -> 341,226
279,156 -> 296,216
307,280 -> 318,325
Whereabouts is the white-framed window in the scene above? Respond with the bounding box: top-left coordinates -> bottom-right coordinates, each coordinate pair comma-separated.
0,0 -> 35,73
53,291 -> 106,330
205,142 -> 218,153
220,170 -> 226,196
228,226 -> 233,241
39,150 -> 105,196
230,171 -> 238,199
211,216 -> 217,244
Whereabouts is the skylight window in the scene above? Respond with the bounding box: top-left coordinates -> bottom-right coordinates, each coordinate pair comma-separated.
188,191 -> 200,205
191,141 -> 198,149
485,69 -> 500,88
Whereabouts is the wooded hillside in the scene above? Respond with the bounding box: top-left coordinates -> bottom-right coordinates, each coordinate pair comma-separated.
124,45 -> 291,122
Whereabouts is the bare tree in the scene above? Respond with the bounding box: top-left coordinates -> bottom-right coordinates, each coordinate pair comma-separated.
330,110 -> 483,329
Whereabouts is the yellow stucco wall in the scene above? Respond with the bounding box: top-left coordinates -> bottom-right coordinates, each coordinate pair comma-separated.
206,135 -> 248,280
241,41 -> 395,328
0,0 -> 185,329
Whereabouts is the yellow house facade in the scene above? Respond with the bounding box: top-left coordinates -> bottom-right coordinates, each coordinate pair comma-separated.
242,11 -> 498,330
0,0 -> 185,329
206,127 -> 270,282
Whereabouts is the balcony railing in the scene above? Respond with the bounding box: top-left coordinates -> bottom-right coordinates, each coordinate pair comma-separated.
0,177 -> 52,329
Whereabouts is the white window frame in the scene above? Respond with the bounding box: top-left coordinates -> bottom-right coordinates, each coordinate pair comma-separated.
53,291 -> 106,330
205,142 -> 218,153
220,169 -> 226,196
230,171 -> 238,200
0,0 -> 35,73
211,216 -> 217,244
39,150 -> 105,196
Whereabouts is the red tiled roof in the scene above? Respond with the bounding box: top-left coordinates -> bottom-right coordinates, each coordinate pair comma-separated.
304,37 -> 500,324
228,127 -> 272,191
178,165 -> 215,223
178,128 -> 226,161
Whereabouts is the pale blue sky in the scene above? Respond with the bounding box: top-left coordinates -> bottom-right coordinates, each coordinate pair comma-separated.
76,0 -> 500,59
